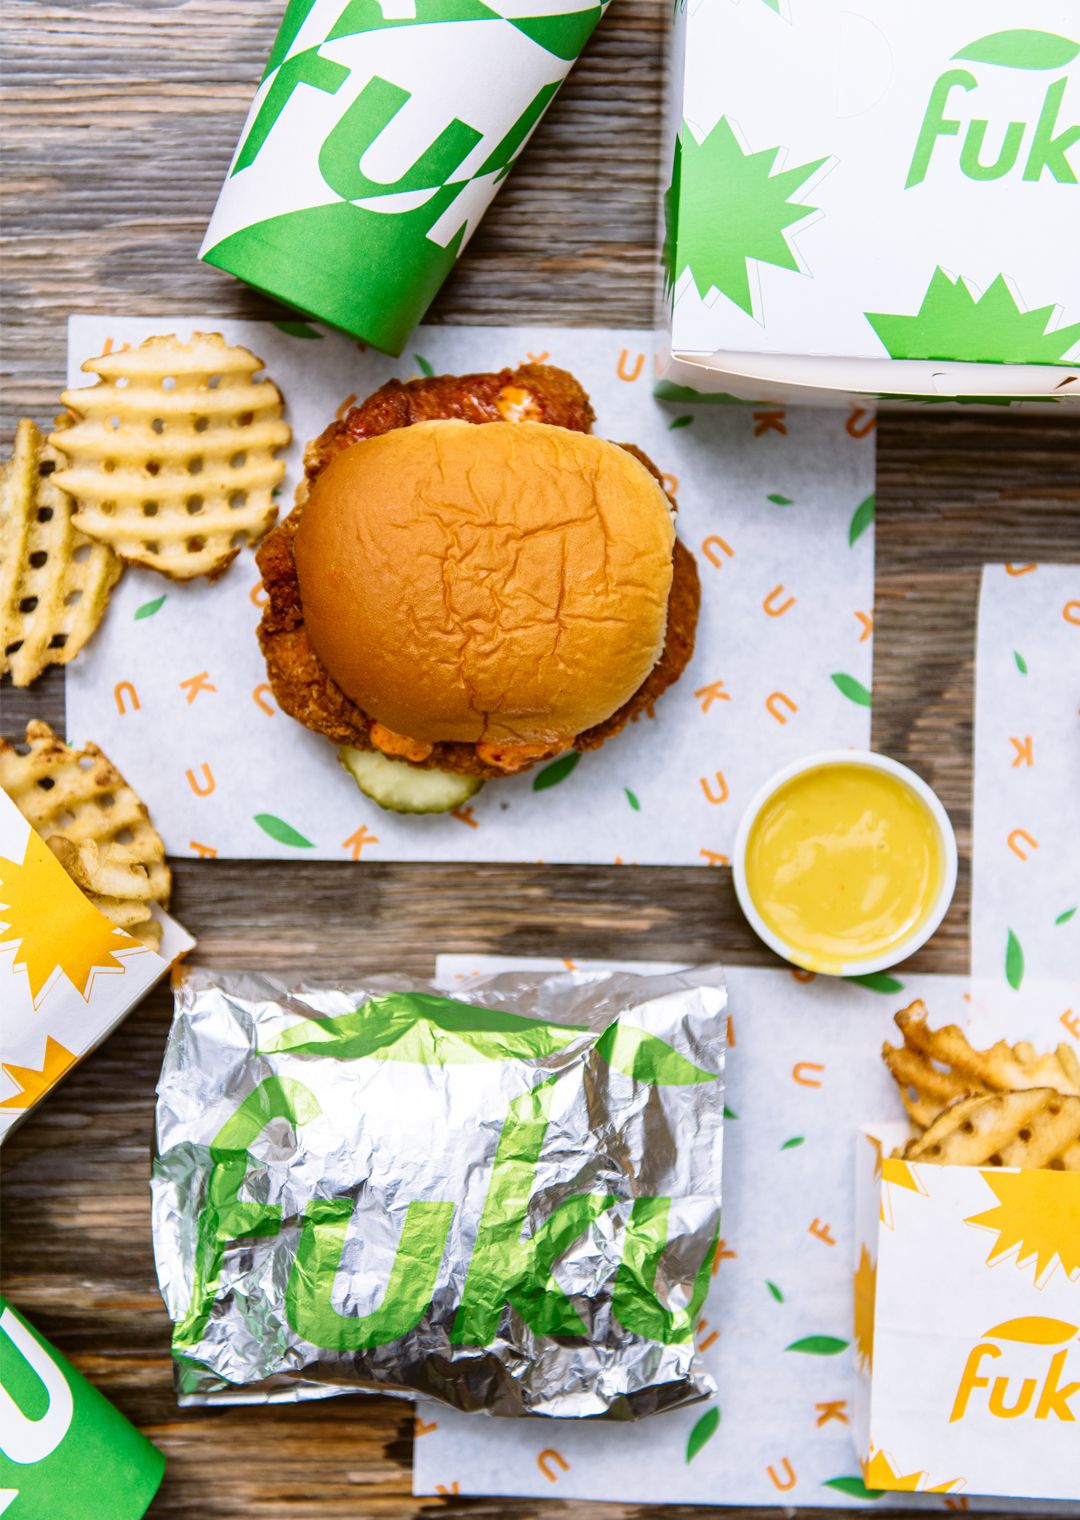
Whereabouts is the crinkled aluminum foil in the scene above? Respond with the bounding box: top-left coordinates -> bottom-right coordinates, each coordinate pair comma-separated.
152,965 -> 727,1419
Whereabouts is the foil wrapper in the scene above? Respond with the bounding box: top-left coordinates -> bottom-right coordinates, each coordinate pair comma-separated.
152,965 -> 726,1418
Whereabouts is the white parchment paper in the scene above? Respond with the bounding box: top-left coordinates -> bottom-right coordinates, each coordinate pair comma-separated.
412,956 -> 1079,1511
64,318 -> 875,863
971,564 -> 1080,994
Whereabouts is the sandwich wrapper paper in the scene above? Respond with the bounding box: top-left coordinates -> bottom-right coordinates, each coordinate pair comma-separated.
853,1125 -> 1080,1503
64,316 -> 875,865
412,956 -> 1080,1511
971,564 -> 1080,995
0,1299 -> 165,1519
0,787 -> 194,1142
660,0 -> 1080,407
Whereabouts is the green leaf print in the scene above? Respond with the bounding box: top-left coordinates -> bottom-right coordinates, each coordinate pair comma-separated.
668,414 -> 693,430
134,594 -> 167,621
533,752 -> 581,791
953,29 -> 1080,70
670,116 -> 825,314
823,1476 -> 884,1500
786,1335 -> 849,1355
254,813 -> 314,848
780,1136 -> 804,1150
844,972 -> 904,994
723,1105 -> 738,1120
625,788 -> 641,811
767,492 -> 794,505
686,1406 -> 720,1462
766,1280 -> 784,1302
1013,650 -> 1028,674
848,493 -> 875,545
1005,929 -> 1025,990
414,354 -> 435,377
273,319 -> 322,339
831,672 -> 872,707
1056,907 -> 1077,925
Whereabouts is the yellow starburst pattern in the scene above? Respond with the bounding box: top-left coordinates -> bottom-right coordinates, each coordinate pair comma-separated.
966,1169 -> 1080,1285
880,1155 -> 928,1230
0,826 -> 142,1005
853,1243 -> 876,1373
865,1448 -> 961,1493
0,1036 -> 76,1109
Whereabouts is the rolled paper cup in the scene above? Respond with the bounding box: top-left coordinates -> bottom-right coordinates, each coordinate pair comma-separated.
201,0 -> 610,354
0,1299 -> 165,1519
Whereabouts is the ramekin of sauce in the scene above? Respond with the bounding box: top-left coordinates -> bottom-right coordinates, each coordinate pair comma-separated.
733,751 -> 957,976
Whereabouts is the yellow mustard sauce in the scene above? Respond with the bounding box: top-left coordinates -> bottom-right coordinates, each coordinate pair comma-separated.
744,764 -> 944,973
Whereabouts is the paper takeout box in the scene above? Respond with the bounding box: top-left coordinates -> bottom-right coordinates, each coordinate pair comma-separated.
0,789 -> 193,1141
660,1 -> 1080,409
853,1125 -> 1080,1501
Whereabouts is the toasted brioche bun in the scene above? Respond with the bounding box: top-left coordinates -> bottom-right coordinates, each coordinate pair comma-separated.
292,419 -> 676,747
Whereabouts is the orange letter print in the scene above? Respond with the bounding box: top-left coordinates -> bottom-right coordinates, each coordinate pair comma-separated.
701,535 -> 735,568
699,848 -> 730,867
185,763 -> 216,797
180,671 -> 217,704
763,584 -> 796,617
1009,737 -> 1033,768
249,581 -> 268,609
694,679 -> 731,711
696,1317 -> 719,1353
342,826 -> 379,860
616,349 -> 645,383
766,1458 -> 796,1491
699,772 -> 729,805
809,1218 -> 836,1246
1061,1010 -> 1080,1040
1064,600 -> 1080,625
752,409 -> 787,437
765,692 -> 798,724
1005,563 -> 1037,577
661,472 -> 679,498
855,610 -> 873,642
252,684 -> 276,715
793,1061 -> 824,1087
815,1400 -> 849,1427
114,680 -> 140,715
189,841 -> 218,859
845,406 -> 876,439
1007,828 -> 1038,860
537,1450 -> 569,1483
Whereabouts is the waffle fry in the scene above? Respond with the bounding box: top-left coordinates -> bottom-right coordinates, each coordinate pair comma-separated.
49,332 -> 290,581
0,721 -> 170,951
883,999 -> 1080,1128
0,419 -> 123,686
901,1089 -> 1080,1172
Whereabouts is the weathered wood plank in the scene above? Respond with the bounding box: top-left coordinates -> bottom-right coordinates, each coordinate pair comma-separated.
1,1 -> 1078,1516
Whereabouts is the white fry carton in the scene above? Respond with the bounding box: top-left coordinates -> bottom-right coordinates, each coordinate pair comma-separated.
0,789 -> 193,1142
660,2 -> 1080,410
853,1126 -> 1080,1501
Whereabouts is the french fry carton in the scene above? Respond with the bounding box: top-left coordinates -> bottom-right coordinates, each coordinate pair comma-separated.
853,1125 -> 1080,1501
660,2 -> 1080,410
201,0 -> 610,354
0,789 -> 194,1143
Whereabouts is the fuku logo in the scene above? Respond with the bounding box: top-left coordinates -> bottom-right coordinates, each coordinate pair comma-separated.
173,995 -> 720,1359
950,1316 -> 1080,1424
906,28 -> 1080,188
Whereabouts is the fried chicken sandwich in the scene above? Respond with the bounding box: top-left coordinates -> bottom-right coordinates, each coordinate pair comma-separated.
256,364 -> 699,812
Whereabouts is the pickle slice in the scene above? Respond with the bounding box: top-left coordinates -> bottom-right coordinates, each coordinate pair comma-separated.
338,746 -> 483,815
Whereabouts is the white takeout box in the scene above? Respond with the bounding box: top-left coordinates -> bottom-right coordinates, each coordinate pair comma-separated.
660,1 -> 1080,410
853,1124 -> 1080,1501
0,788 -> 194,1141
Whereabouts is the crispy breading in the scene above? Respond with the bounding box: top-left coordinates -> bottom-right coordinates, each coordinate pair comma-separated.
901,1089 -> 1080,1171
883,999 -> 1080,1128
256,365 -> 700,779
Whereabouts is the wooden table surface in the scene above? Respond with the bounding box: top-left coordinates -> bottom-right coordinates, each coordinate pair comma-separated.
2,2 -> 1079,1516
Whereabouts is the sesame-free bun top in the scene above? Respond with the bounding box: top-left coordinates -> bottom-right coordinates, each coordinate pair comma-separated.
293,419 -> 676,747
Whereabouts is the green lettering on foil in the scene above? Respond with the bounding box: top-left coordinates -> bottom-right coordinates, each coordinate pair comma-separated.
613,1197 -> 716,1343
285,1196 -> 455,1349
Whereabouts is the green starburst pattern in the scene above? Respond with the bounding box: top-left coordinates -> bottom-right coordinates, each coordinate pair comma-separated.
866,268 -> 1080,366
667,117 -> 825,315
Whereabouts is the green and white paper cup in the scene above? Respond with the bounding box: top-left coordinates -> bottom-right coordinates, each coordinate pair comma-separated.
201,0 -> 609,353
0,1299 -> 165,1519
